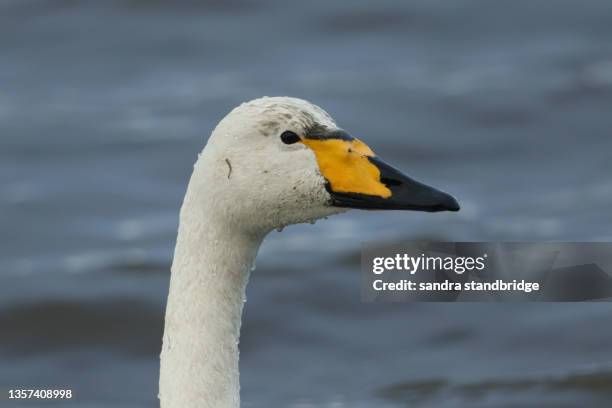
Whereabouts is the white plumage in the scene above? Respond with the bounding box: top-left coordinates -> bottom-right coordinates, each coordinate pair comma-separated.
159,97 -> 345,408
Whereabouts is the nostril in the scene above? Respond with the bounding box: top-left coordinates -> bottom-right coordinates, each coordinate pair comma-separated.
381,177 -> 402,186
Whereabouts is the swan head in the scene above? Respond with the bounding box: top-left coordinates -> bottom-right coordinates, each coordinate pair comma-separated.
195,96 -> 459,233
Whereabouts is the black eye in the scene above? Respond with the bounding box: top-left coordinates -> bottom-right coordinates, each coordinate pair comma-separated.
280,131 -> 300,145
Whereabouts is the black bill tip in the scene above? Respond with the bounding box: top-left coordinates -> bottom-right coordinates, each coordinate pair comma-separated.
424,190 -> 460,212
444,195 -> 461,212
328,156 -> 460,213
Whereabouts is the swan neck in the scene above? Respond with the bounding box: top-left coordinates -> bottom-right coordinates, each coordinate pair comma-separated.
159,192 -> 263,408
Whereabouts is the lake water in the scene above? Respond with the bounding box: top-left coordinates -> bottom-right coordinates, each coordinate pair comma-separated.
1,0 -> 612,406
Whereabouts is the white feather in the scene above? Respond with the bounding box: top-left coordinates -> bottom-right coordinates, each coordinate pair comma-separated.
159,97 -> 345,408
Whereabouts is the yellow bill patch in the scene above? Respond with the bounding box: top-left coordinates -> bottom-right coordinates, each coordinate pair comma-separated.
301,138 -> 392,198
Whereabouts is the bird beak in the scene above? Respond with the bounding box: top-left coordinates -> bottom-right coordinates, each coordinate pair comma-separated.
301,135 -> 460,212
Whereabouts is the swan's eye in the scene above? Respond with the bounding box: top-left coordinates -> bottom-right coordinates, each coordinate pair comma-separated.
280,131 -> 300,145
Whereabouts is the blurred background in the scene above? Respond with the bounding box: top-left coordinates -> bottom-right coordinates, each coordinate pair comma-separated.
1,0 -> 612,407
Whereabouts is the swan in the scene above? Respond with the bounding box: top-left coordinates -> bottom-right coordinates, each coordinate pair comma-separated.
159,96 -> 459,408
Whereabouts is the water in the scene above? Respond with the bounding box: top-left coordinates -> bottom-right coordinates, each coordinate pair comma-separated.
1,1 -> 612,406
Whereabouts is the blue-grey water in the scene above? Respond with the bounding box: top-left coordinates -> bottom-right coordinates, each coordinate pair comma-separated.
1,1 -> 612,407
